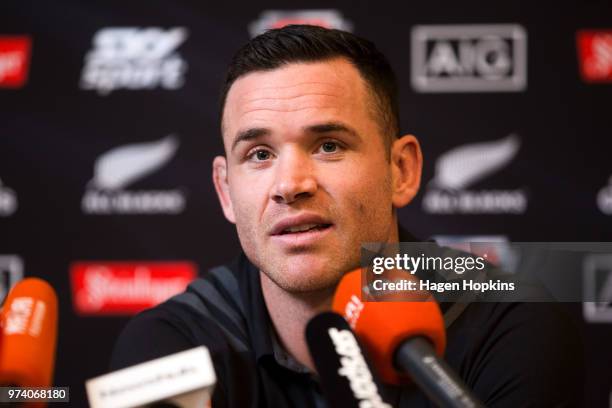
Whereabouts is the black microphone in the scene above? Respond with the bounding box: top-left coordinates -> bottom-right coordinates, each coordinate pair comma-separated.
394,338 -> 484,408
305,312 -> 392,408
334,270 -> 485,408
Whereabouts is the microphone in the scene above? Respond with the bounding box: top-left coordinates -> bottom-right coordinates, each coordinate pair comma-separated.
0,277 -> 58,391
305,312 -> 391,408
333,269 -> 484,408
86,346 -> 216,408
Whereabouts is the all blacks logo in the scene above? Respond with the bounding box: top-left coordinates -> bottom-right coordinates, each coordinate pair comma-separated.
411,24 -> 527,92
0,178 -> 17,217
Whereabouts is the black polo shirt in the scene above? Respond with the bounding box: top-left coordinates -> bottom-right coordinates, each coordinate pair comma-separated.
111,248 -> 584,407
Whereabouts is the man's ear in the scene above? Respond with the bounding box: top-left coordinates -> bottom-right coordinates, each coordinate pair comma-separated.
212,156 -> 236,223
390,134 -> 423,208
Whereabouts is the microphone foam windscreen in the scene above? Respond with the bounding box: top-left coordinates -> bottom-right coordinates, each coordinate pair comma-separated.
0,277 -> 58,388
332,269 -> 446,384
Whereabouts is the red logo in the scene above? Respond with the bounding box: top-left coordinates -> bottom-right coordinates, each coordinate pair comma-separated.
0,36 -> 32,88
577,30 -> 612,82
249,10 -> 352,38
70,262 -> 197,315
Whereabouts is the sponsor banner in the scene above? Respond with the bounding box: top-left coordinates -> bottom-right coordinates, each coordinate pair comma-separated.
597,176 -> 612,215
0,36 -> 31,88
432,235 -> 518,273
70,261 -> 197,315
577,30 -> 612,83
411,24 -> 527,92
249,10 -> 352,37
0,255 -> 24,304
81,135 -> 186,215
80,27 -> 189,95
583,255 -> 612,323
422,134 -> 528,214
0,178 -> 18,216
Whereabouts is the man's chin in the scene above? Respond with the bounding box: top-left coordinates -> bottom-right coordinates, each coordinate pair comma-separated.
262,263 -> 345,294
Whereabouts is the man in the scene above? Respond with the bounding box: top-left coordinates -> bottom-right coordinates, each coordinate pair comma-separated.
111,25 -> 583,407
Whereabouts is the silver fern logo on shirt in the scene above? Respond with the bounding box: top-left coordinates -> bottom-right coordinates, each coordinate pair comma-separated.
81,135 -> 186,214
423,134 -> 527,214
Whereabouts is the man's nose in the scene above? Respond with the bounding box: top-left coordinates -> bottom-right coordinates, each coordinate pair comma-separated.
271,152 -> 317,204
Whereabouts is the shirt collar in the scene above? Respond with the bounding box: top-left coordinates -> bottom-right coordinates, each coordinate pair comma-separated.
237,255 -> 312,372
237,225 -> 419,370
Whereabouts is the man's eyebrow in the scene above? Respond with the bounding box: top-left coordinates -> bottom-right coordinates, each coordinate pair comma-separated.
304,122 -> 360,139
231,122 -> 359,152
231,127 -> 270,152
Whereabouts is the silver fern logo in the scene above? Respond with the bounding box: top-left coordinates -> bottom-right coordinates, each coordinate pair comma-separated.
423,135 -> 527,214
82,135 -> 185,214
597,176 -> 612,215
0,178 -> 17,216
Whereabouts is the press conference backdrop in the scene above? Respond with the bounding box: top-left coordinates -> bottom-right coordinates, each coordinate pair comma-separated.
1,0 -> 611,406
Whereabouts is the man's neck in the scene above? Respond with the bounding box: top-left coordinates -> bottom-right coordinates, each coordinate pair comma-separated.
260,273 -> 334,372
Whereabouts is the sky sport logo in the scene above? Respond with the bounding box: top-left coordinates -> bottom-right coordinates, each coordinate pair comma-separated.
577,30 -> 612,83
81,135 -> 186,215
411,24 -> 527,92
422,134 -> 528,215
248,10 -> 353,38
80,27 -> 188,95
0,36 -> 31,88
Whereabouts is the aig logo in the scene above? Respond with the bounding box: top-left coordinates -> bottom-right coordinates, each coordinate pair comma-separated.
411,24 -> 527,92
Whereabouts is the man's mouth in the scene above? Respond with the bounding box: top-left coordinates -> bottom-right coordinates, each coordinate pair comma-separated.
280,223 -> 332,234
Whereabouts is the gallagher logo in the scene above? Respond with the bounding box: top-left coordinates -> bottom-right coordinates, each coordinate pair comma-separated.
249,10 -> 353,38
422,134 -> 528,214
411,24 -> 527,92
81,135 -> 186,215
80,27 -> 189,95
0,36 -> 32,88
70,261 -> 197,315
577,30 -> 612,83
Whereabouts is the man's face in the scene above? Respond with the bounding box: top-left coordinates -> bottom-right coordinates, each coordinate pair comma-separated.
214,58 -> 410,293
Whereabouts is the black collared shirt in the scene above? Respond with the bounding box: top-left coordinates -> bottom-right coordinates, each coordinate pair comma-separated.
111,249 -> 583,407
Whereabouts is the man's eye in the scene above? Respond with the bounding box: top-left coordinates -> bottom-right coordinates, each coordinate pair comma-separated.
320,141 -> 338,153
248,149 -> 272,161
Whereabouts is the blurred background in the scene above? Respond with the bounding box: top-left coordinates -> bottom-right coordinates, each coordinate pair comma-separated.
1,0 -> 611,406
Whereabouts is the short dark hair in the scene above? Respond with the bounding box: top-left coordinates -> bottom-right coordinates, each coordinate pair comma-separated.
220,25 -> 400,145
